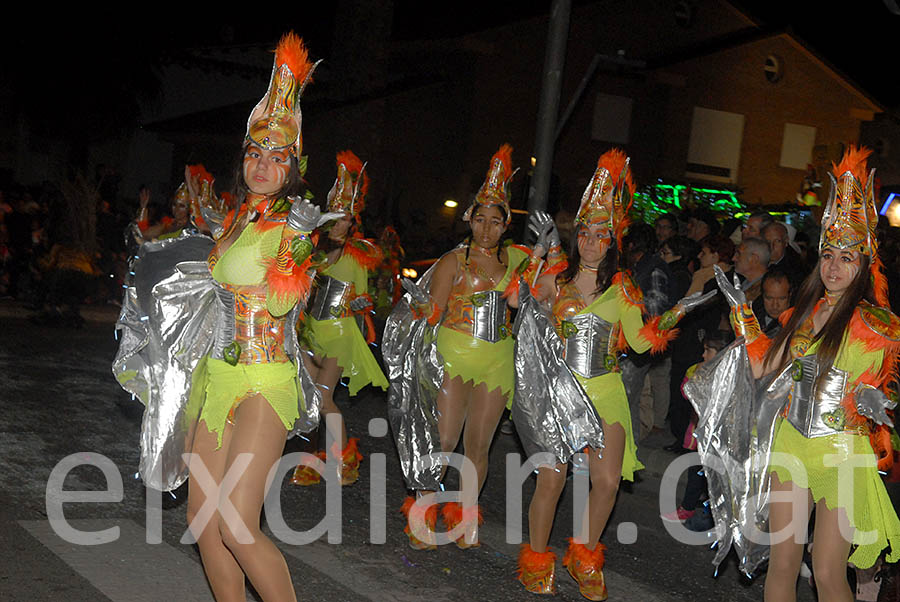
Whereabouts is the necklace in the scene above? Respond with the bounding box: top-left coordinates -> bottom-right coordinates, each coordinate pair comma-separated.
822,290 -> 841,307
471,243 -> 498,257
579,263 -> 599,273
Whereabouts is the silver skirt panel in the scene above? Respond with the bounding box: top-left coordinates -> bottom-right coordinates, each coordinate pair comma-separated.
785,355 -> 850,438
471,290 -> 508,343
562,313 -> 613,378
307,275 -> 352,321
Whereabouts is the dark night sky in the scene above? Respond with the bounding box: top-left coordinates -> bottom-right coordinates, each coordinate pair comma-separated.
733,0 -> 900,107
4,1 -> 899,133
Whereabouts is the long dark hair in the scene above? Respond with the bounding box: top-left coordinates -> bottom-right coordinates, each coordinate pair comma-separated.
764,252 -> 873,382
231,143 -> 306,207
557,224 -> 619,296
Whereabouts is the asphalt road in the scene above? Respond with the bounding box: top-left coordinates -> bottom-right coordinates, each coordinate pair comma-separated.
0,302 -> 823,601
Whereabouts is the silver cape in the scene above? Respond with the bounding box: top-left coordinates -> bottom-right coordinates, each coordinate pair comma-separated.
511,285 -> 604,464
683,338 -> 792,576
382,262 -> 444,491
112,232 -> 321,492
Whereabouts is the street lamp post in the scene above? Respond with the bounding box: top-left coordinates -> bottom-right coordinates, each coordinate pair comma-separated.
526,0 -> 571,227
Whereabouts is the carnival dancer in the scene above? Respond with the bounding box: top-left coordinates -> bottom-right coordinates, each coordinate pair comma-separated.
290,150 -> 388,487
513,149 -> 713,599
133,164 -> 220,242
685,146 -> 900,601
384,144 -> 567,550
113,33 -> 336,601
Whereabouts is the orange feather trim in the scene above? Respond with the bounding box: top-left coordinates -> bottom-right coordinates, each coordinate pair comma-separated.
832,144 -> 872,183
187,163 -> 214,184
612,271 -> 644,309
400,496 -> 438,528
746,334 -> 773,365
503,273 -> 522,300
517,544 -> 556,575
220,208 -> 241,236
596,149 -> 634,196
441,502 -> 482,530
493,143 -> 514,181
871,254 -> 890,308
638,315 -> 679,355
839,368 -> 879,431
543,257 -> 569,277
334,437 -> 363,462
262,255 -> 313,306
336,150 -> 369,197
848,308 -> 900,386
873,426 -> 894,473
343,237 -> 383,270
275,32 -> 314,83
563,538 -> 606,569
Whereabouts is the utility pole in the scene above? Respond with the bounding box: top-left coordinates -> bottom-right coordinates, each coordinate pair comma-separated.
526,0 -> 571,216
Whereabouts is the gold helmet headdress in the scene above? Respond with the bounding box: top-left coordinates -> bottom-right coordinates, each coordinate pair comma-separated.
245,32 -> 319,167
463,144 -> 516,226
327,150 -> 369,222
820,145 -> 888,305
575,148 -> 635,249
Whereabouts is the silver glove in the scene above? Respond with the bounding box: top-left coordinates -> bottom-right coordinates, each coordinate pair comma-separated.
527,210 -> 560,254
854,384 -> 896,426
713,264 -> 746,309
287,197 -> 344,232
676,289 -> 718,314
349,296 -> 373,313
401,278 -> 430,304
199,206 -> 225,239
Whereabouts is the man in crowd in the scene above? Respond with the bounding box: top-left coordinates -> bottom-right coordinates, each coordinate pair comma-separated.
762,221 -> 806,286
686,209 -> 719,242
654,213 -> 678,245
752,269 -> 793,334
741,211 -> 773,241
731,237 -> 770,303
619,223 -> 676,443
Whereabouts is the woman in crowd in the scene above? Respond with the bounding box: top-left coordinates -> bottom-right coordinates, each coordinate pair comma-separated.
516,150 -> 711,600
686,233 -> 733,296
290,150 -> 388,487
391,144 -> 566,550
694,146 -> 900,601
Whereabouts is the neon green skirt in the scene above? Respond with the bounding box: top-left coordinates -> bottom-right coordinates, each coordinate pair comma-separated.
435,326 -> 514,404
575,372 -> 644,482
770,419 -> 900,568
305,316 -> 388,396
199,358 -> 302,448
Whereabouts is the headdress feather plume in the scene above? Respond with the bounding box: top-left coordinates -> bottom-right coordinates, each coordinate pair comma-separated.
275,32 -> 313,83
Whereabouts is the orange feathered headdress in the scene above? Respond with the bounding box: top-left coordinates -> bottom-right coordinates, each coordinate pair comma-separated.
575,148 -> 635,249
327,150 -> 369,219
820,145 -> 888,306
464,143 -> 516,226
245,32 -> 320,164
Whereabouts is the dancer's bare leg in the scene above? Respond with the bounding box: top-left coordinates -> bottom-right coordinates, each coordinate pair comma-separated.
187,422 -> 245,602
581,422 -> 625,548
809,502 -> 854,602
434,374 -> 472,483
302,353 -> 347,451
764,473 -> 813,602
528,463 -> 568,552
314,355 -> 347,451
460,383 -> 508,506
219,394 -> 296,602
